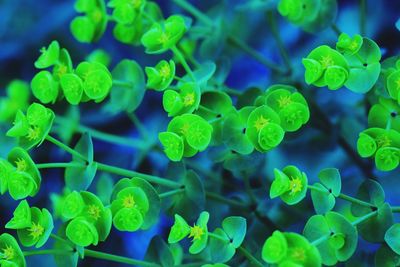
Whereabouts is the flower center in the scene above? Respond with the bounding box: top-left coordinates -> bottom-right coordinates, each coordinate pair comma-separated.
189,225 -> 204,241
28,222 -> 45,240
376,134 -> 391,148
87,205 -> 101,220
15,158 -> 27,172
289,176 -> 302,195
123,194 -> 136,209
2,245 -> 15,260
27,126 -> 41,141
291,247 -> 306,261
183,93 -> 195,107
159,33 -> 170,44
159,65 -> 171,80
277,96 -> 292,108
254,115 -> 270,131
319,55 -> 334,69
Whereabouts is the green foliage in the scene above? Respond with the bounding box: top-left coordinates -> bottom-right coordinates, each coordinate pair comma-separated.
262,231 -> 321,266
0,233 -> 26,267
146,60 -> 176,91
0,80 -> 30,123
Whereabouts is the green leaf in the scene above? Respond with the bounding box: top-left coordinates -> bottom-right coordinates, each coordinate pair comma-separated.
318,168 -> 341,196
279,165 -> 308,205
375,147 -> 400,171
108,59 -> 145,113
375,244 -> 400,267
0,233 -> 26,267
146,60 -> 175,91
66,216 -> 99,247
351,179 -> 384,217
0,159 -> 13,194
336,33 -> 363,55
384,223 -> 400,255
262,230 -> 287,264
113,207 -> 143,231
310,182 -> 335,214
65,133 -> 97,191
144,236 -> 175,267
357,132 -> 377,158
270,168 -> 290,199
163,90 -> 184,117
60,73 -> 84,105
221,216 -> 246,248
70,16 -> 96,43
61,191 -> 85,220
358,203 -> 393,243
189,211 -> 209,254
208,228 -> 235,263
168,214 -> 190,244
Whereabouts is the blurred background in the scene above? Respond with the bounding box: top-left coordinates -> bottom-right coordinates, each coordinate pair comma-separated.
1,0 -> 400,266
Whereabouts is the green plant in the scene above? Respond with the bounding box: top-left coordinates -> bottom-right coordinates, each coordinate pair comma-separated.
2,0 -> 400,266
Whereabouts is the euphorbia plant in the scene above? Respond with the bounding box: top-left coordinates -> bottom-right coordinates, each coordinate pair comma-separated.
1,0 -> 400,266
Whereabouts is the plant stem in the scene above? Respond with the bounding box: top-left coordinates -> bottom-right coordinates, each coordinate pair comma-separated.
113,79 -> 133,88
331,24 -> 342,36
205,191 -> 248,208
84,249 -> 160,267
96,162 -> 182,189
267,10 -> 292,75
46,135 -> 182,188
55,117 -> 147,150
46,135 -> 87,161
237,246 -> 265,267
50,233 -> 74,247
173,0 -> 285,74
23,249 -> 73,256
174,75 -> 184,82
359,0 -> 366,36
391,206 -> 400,213
159,188 -> 185,199
307,185 -> 375,208
208,232 -> 229,242
36,162 -> 83,169
171,45 -> 196,81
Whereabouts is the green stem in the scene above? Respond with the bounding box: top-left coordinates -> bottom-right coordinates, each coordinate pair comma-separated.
159,188 -> 185,199
171,45 -> 196,81
237,246 -> 265,267
208,232 -> 228,242
174,75 -> 184,82
46,135 -> 87,162
96,162 -> 182,189
50,233 -> 73,247
23,249 -> 73,256
205,191 -> 248,208
360,0 -> 366,36
354,52 -> 365,65
267,10 -> 292,75
84,249 -> 160,267
141,11 -> 157,24
55,117 -> 147,150
243,172 -> 257,204
198,105 -> 219,115
113,79 -> 133,87
391,206 -> 400,213
177,262 -> 211,267
307,185 -> 375,208
173,0 -> 213,26
36,162 -> 84,169
331,24 -> 342,36
46,135 -> 181,188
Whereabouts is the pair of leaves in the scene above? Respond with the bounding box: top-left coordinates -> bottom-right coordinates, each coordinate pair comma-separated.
310,168 -> 341,214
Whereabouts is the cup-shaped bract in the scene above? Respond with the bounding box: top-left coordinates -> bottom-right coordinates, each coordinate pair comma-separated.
336,33 -> 363,55
368,98 -> 400,132
17,207 -> 54,248
270,165 -> 308,205
163,90 -> 184,117
146,60 -> 176,91
0,80 -> 30,123
7,103 -> 55,150
141,15 -> 187,54
159,132 -> 184,162
303,45 -> 349,90
66,216 -> 99,247
0,159 -> 13,195
111,177 -> 160,230
60,73 -> 84,105
0,233 -> 26,267
34,40 -> 60,69
30,70 -> 59,104
245,105 -> 282,152
188,211 -> 209,254
262,231 -> 321,266
168,214 -> 191,243
7,147 -> 41,199
5,200 -> 32,230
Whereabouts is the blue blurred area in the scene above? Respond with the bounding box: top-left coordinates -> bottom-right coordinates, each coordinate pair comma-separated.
1,0 -> 400,266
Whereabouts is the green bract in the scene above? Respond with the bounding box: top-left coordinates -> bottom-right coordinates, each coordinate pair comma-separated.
146,60 -> 176,91
30,70 -> 59,104
111,177 -> 160,230
311,168 -> 341,214
161,114 -> 213,160
278,0 -> 337,32
270,165 -> 308,205
336,33 -> 363,55
62,191 -> 112,246
246,105 -> 283,152
356,128 -> 400,171
141,15 -> 187,54
368,98 -> 400,132
162,82 -> 201,116
167,211 -> 209,255
0,233 -> 26,267
303,212 -> 358,266
7,103 -> 55,150
71,0 -> 107,43
303,45 -> 349,90
34,40 -> 60,69
262,231 -> 321,266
